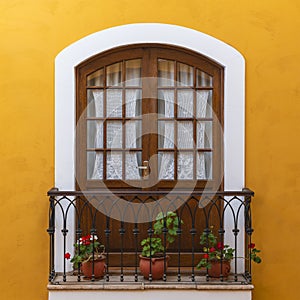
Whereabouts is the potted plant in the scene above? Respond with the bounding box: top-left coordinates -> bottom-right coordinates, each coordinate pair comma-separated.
196,228 -> 262,278
65,234 -> 106,279
139,211 -> 182,280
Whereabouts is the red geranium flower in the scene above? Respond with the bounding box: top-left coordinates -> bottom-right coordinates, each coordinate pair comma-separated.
64,252 -> 71,260
217,242 -> 224,250
209,247 -> 216,252
81,235 -> 91,245
203,253 -> 209,259
248,243 -> 255,249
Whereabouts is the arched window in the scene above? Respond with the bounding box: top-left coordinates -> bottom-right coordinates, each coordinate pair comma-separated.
76,44 -> 223,191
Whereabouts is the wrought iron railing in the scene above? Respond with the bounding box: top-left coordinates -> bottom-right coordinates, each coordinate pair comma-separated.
47,188 -> 255,285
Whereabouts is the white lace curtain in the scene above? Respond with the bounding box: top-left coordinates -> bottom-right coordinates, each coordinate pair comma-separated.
89,89 -> 140,180
159,90 -> 211,180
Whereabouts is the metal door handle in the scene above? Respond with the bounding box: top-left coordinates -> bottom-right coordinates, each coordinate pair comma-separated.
137,161 -> 149,176
137,166 -> 148,170
137,161 -> 149,168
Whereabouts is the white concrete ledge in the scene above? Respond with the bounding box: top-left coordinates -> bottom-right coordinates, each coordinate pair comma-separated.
48,283 -> 253,290
49,288 -> 253,300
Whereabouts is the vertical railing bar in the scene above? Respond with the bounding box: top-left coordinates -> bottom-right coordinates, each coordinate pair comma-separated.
204,206 -> 210,282
219,225 -> 224,282
105,215 -> 111,282
233,225 -> 239,282
91,228 -> 97,282
133,222 -> 139,282
245,193 -> 253,283
162,213 -> 167,282
177,216 -> 182,282
148,222 -> 153,282
75,228 -> 82,282
62,200 -> 68,282
190,226 -> 196,282
119,221 -> 125,282
47,195 -> 56,282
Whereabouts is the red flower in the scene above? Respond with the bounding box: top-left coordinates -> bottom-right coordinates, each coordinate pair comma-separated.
248,243 -> 255,249
203,253 -> 209,259
217,242 -> 224,250
209,247 -> 216,252
81,235 -> 91,245
64,252 -> 71,260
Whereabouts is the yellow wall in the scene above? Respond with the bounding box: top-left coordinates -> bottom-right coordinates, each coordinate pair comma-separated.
0,0 -> 299,299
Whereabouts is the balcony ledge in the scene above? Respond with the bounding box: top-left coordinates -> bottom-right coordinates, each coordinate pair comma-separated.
48,283 -> 253,291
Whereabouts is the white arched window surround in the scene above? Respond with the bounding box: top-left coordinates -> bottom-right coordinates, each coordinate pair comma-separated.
54,23 -> 245,271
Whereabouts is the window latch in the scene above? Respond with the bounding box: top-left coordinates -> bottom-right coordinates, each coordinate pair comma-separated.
137,160 -> 149,177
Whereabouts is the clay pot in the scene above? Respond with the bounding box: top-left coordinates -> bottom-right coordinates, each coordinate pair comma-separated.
81,256 -> 106,279
139,255 -> 169,280
208,260 -> 231,278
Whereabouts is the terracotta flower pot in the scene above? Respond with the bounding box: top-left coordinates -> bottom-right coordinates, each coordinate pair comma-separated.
139,255 -> 169,280
81,256 -> 106,279
208,260 -> 231,278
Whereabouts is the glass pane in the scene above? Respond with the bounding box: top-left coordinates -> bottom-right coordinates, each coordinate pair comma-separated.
178,152 -> 194,180
197,152 -> 212,179
177,90 -> 194,118
87,151 -> 103,180
196,90 -> 212,118
107,152 -> 122,179
196,69 -> 213,87
107,121 -> 122,148
178,63 -> 193,86
125,120 -> 142,148
106,89 -> 122,117
87,120 -> 103,148
125,59 -> 141,86
126,89 -> 142,117
158,90 -> 174,118
158,59 -> 175,86
125,151 -> 142,180
107,62 -> 122,86
158,121 -> 174,149
158,152 -> 174,180
177,121 -> 194,149
197,121 -> 212,148
87,68 -> 104,86
87,89 -> 104,118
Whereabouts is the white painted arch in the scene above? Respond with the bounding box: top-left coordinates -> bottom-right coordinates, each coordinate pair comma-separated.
54,23 -> 245,273
55,23 -> 245,191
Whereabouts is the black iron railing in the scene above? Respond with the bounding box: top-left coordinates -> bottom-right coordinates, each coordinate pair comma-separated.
47,188 -> 255,285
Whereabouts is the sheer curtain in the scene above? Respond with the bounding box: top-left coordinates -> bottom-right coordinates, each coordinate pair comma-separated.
90,89 -> 140,180
90,90 -> 103,179
159,90 -> 175,179
159,89 -> 211,180
196,91 -> 210,179
125,90 -> 140,180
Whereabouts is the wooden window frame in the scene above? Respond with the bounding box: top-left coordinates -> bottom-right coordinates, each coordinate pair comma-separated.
76,44 -> 224,191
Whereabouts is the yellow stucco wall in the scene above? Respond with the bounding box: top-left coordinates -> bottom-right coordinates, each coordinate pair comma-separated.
0,0 -> 299,299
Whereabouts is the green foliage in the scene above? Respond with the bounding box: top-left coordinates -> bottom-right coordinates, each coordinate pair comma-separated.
196,228 -> 262,269
141,237 -> 164,257
250,247 -> 262,264
196,228 -> 235,269
140,211 -> 182,258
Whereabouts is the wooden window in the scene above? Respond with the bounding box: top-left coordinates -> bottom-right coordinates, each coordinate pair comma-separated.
76,44 -> 223,191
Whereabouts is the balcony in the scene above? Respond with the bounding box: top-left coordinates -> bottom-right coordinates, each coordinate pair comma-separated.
47,188 -> 255,289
